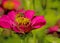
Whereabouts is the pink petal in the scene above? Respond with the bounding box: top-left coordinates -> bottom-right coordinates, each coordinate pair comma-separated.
0,7 -> 3,12
0,14 -> 16,29
12,26 -> 20,33
48,26 -> 58,33
12,0 -> 21,9
0,21 -> 11,29
24,10 -> 35,20
0,15 -> 11,29
0,7 -> 4,16
8,11 -> 16,21
13,25 -> 31,33
19,25 -> 31,33
31,16 -> 46,29
2,0 -> 6,2
18,8 -> 25,13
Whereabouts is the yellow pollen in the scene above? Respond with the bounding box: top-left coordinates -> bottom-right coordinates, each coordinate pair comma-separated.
3,1 -> 15,10
22,18 -> 30,25
15,14 -> 30,25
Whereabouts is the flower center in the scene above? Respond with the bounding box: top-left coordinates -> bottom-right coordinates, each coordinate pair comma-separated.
15,14 -> 30,26
3,1 -> 15,10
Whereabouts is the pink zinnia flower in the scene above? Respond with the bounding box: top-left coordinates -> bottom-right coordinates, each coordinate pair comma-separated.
48,25 -> 58,33
2,0 -> 21,10
48,19 -> 60,33
0,10 -> 46,34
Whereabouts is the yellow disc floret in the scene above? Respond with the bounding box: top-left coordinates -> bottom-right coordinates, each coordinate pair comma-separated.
3,1 -> 15,10
22,18 -> 30,25
15,14 -> 30,25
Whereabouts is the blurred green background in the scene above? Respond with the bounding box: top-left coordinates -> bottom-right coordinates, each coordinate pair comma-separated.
0,0 -> 60,43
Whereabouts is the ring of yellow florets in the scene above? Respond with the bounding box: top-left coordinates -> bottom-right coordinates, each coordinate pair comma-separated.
15,14 -> 30,26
